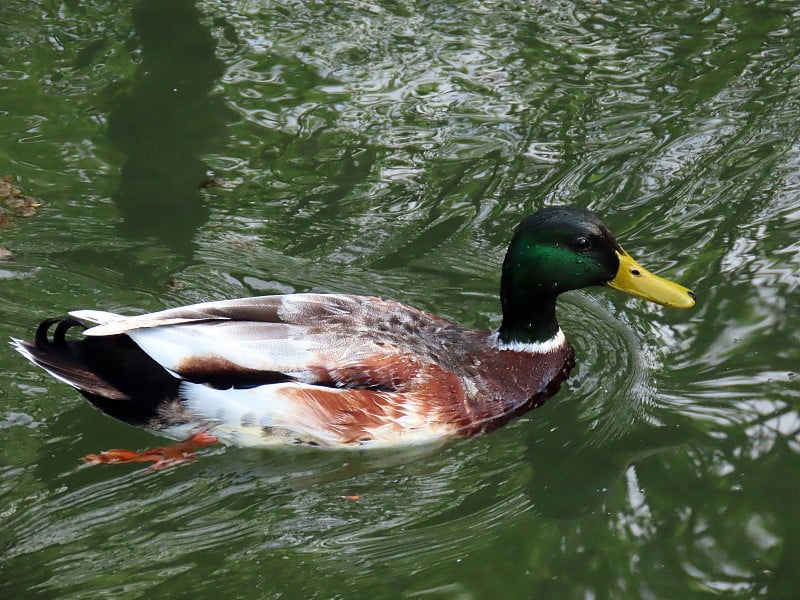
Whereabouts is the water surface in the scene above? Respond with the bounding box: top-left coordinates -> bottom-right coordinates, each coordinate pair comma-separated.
2,1 -> 799,598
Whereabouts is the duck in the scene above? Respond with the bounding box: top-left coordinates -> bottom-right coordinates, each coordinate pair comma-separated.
11,206 -> 695,468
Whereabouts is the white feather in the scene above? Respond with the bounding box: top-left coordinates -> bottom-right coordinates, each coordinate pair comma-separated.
71,295 -> 291,336
488,328 -> 566,354
179,381 -> 288,426
70,309 -> 126,326
179,381 -> 345,446
74,313 -> 209,337
177,381 -> 453,448
127,323 -> 316,375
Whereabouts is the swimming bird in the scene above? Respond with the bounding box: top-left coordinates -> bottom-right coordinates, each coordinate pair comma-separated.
12,206 -> 695,468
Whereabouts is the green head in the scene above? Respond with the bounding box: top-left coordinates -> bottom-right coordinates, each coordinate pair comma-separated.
499,206 -> 695,344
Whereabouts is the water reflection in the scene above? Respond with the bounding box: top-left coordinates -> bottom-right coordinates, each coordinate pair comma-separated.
106,0 -> 233,278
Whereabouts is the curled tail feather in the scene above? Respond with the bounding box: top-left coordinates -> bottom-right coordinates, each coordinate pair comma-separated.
11,318 -> 179,426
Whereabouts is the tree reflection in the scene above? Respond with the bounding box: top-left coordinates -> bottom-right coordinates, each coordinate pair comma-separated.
107,0 -> 233,280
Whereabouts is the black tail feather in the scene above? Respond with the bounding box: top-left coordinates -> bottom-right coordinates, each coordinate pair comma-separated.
13,318 -> 180,427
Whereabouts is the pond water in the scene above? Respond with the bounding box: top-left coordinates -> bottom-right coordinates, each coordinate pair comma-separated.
2,0 -> 799,598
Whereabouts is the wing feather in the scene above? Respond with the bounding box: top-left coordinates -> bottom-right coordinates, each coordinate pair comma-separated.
72,293 -> 371,336
65,293 -> 454,390
68,294 -> 398,384
128,323 -> 317,378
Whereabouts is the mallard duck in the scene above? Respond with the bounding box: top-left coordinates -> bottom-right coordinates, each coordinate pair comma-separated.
12,207 -> 694,468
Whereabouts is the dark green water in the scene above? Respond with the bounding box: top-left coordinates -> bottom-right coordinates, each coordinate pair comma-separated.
2,0 -> 799,597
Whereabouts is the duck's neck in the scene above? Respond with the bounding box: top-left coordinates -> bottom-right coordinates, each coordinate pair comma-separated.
497,228 -> 566,346
497,292 -> 560,345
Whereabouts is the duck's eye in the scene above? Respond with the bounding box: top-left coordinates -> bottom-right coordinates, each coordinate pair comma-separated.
572,236 -> 592,252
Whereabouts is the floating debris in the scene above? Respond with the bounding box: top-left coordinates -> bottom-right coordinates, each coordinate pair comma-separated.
1,176 -> 42,218
199,177 -> 223,189
0,247 -> 13,261
0,176 -> 21,200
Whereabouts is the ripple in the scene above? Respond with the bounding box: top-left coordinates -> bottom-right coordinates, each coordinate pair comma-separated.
560,292 -> 659,437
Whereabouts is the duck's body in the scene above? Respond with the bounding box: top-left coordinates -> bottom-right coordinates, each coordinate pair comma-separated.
12,207 -> 695,465
14,294 -> 574,448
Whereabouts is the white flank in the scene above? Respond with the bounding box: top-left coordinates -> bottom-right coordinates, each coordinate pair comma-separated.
489,328 -> 566,354
179,381 -> 294,426
178,381 -> 341,446
177,381 -> 453,449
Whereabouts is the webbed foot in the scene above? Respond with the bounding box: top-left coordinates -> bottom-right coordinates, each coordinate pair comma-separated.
82,431 -> 219,470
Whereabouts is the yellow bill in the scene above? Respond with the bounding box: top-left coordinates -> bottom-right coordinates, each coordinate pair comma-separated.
607,249 -> 696,308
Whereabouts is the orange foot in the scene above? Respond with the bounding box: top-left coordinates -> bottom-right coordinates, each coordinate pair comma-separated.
82,431 -> 219,470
